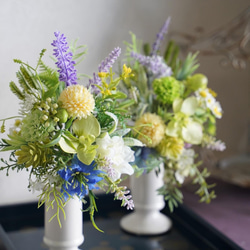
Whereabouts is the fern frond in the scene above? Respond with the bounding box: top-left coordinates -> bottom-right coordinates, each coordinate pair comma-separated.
16,70 -> 32,94
39,61 -> 59,87
39,49 -> 46,60
124,32 -> 142,58
20,65 -> 39,90
9,81 -> 25,100
70,39 -> 87,66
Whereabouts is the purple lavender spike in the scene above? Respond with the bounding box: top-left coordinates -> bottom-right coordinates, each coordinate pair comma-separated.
151,17 -> 171,56
131,52 -> 172,78
98,47 -> 121,72
51,32 -> 78,87
88,47 -> 121,94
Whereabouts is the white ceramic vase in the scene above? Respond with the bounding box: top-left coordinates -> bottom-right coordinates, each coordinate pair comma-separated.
120,164 -> 172,235
43,194 -> 84,250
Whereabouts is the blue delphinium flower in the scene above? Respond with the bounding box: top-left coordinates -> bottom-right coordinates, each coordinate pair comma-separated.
58,155 -> 103,200
51,31 -> 78,87
151,17 -> 171,56
131,52 -> 172,78
89,47 -> 121,93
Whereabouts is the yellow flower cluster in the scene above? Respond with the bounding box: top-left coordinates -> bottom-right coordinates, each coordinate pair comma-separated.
121,64 -> 132,79
134,112 -> 184,159
157,135 -> 184,159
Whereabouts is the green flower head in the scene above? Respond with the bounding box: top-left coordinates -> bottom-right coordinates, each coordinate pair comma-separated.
153,76 -> 183,106
15,142 -> 52,168
21,109 -> 55,142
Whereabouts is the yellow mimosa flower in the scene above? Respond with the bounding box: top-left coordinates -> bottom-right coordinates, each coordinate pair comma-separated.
121,64 -> 132,79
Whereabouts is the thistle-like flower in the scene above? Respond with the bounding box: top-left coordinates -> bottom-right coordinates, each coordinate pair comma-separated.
51,32 -> 78,86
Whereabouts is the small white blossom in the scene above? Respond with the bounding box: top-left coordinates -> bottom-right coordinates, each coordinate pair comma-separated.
195,88 -> 222,118
175,148 -> 195,184
29,178 -> 44,193
19,92 -> 39,114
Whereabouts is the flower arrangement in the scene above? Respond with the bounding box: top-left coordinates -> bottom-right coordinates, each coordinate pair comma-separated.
119,17 -> 226,211
0,32 -> 142,230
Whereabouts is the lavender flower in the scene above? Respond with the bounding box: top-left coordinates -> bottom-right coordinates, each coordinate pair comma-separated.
98,47 -> 121,72
51,32 -> 78,87
151,17 -> 171,56
115,186 -> 134,210
89,47 -> 121,93
131,52 -> 172,78
206,139 -> 226,151
97,157 -> 117,180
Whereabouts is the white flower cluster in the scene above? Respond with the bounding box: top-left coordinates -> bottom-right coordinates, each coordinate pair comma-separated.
96,133 -> 135,181
195,88 -> 222,119
175,148 -> 195,184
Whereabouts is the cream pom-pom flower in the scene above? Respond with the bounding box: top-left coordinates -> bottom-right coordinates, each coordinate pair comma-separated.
134,112 -> 165,148
58,85 -> 95,119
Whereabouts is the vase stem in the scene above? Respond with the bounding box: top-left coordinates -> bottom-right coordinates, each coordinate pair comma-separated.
120,165 -> 172,235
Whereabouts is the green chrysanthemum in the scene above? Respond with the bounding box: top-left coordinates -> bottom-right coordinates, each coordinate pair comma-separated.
15,142 -> 51,168
156,135 -> 184,159
153,76 -> 183,105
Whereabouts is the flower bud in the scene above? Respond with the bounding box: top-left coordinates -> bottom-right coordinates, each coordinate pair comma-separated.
187,74 -> 208,91
57,108 -> 68,123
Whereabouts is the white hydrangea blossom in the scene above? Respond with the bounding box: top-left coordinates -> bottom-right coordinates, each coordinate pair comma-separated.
96,133 -> 135,181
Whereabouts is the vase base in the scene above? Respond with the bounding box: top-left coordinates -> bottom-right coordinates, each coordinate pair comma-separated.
43,235 -> 84,250
120,211 -> 172,235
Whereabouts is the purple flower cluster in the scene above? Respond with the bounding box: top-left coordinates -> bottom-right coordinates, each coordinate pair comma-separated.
89,47 -> 121,93
131,52 -> 172,78
115,186 -> 134,210
51,32 -> 78,87
151,17 -> 171,56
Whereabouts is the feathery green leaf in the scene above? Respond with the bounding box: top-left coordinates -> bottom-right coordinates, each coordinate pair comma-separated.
9,81 -> 25,100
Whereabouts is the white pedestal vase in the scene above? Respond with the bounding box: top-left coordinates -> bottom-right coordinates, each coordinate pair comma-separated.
120,164 -> 172,235
43,194 -> 84,250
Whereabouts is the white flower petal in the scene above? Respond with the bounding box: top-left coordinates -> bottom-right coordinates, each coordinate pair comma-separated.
181,96 -> 198,116
96,134 -> 135,181
182,121 -> 203,144
173,98 -> 183,113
